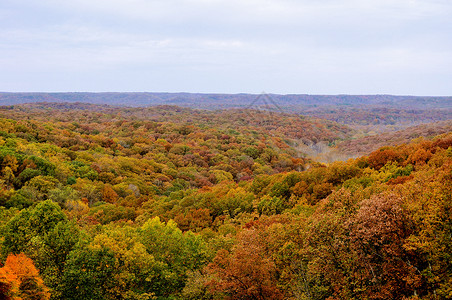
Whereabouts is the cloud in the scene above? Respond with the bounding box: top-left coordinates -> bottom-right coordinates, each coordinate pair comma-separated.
0,0 -> 451,94
35,0 -> 451,25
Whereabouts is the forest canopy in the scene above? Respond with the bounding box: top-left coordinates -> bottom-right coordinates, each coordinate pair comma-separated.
0,103 -> 451,300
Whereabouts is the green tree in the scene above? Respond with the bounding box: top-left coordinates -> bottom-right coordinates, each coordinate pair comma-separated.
2,200 -> 67,256
61,246 -> 116,300
138,217 -> 210,298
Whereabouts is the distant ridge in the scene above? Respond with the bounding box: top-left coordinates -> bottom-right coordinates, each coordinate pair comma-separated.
0,92 -> 451,110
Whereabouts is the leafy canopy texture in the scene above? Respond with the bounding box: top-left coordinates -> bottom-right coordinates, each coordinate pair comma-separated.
0,103 -> 451,299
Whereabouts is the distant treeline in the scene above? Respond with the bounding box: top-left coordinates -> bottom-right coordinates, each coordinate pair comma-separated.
1,92 -> 451,109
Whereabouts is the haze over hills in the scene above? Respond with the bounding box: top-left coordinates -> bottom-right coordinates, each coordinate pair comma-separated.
335,120 -> 452,155
0,92 -> 451,108
1,92 -> 451,130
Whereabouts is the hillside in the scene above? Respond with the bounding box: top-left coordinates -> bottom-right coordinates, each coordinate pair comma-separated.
335,120 -> 452,157
1,92 -> 451,131
0,102 -> 354,145
0,103 -> 451,300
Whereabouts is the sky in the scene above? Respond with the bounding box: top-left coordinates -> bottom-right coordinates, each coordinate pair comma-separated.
1,0 -> 451,95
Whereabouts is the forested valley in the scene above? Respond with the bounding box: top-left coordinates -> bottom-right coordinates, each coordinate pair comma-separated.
0,103 -> 451,300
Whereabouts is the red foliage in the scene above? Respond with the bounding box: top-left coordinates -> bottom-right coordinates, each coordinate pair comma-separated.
368,148 -> 401,169
349,193 -> 421,299
206,229 -> 284,300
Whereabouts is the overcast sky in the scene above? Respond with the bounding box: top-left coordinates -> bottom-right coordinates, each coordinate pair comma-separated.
1,0 -> 451,95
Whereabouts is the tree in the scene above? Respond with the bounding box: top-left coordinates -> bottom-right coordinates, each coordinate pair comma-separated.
0,253 -> 50,300
2,167 -> 15,188
368,148 -> 401,170
33,221 -> 81,297
61,226 -> 156,300
349,193 -> 421,299
101,184 -> 118,203
400,162 -> 452,298
61,246 -> 116,300
206,229 -> 284,300
139,217 -> 210,297
89,227 -> 157,299
2,155 -> 18,173
0,267 -> 20,300
2,200 -> 67,256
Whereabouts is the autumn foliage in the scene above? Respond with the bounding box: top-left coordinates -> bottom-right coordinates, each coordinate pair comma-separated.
0,253 -> 50,300
0,103 -> 450,299
206,229 -> 284,299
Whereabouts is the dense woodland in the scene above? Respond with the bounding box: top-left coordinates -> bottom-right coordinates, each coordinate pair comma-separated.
0,103 -> 451,300
335,120 -> 452,157
1,93 -> 451,130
